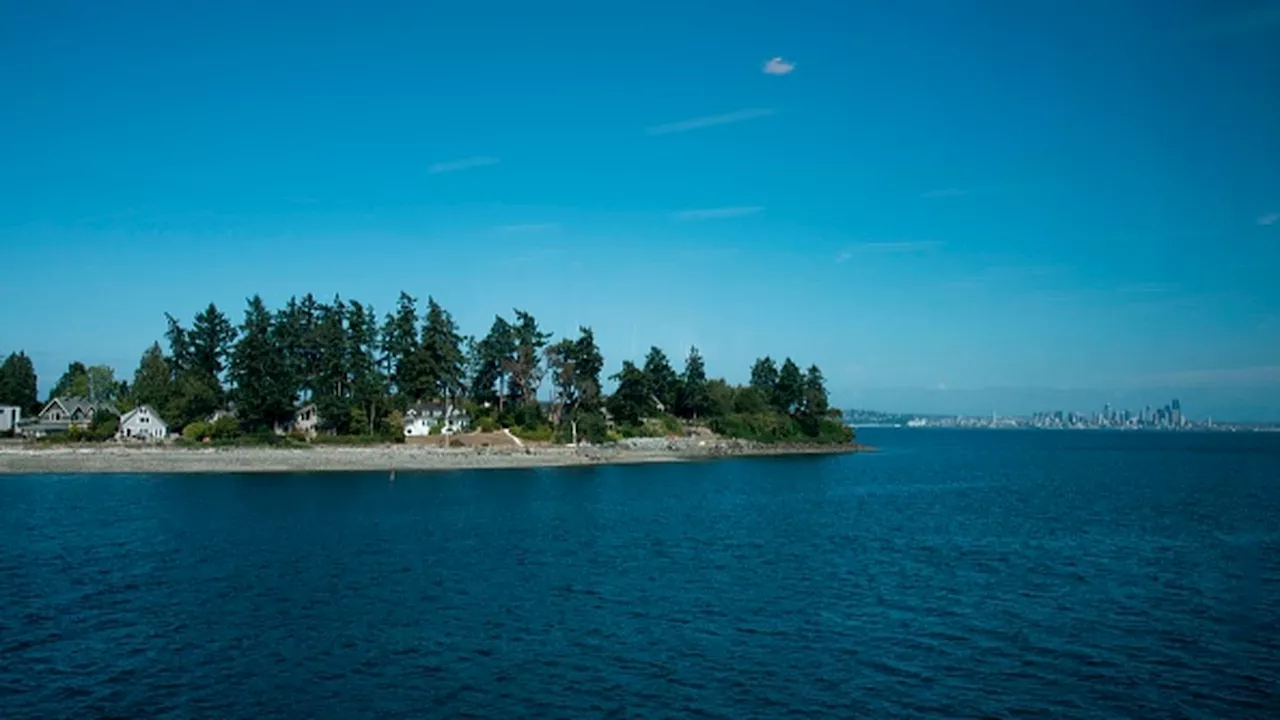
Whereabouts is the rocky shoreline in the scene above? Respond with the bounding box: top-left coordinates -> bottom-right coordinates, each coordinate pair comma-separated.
0,439 -> 865,474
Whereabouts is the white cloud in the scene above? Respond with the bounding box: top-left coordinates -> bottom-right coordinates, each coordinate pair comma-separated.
644,108 -> 776,135
674,206 -> 763,220
762,57 -> 795,75
428,156 -> 501,174
1259,212 -> 1279,226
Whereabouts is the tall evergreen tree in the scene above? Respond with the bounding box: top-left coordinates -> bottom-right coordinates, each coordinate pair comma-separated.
131,342 -> 172,412
0,351 -> 39,412
421,297 -> 466,405
505,309 -> 551,406
346,300 -> 387,434
749,357 -> 779,394
799,364 -> 830,430
675,346 -> 710,419
641,346 -> 678,412
312,296 -> 351,432
471,316 -> 516,411
773,358 -> 805,414
189,302 -> 236,388
380,292 -> 422,401
607,361 -> 653,426
229,295 -> 296,431
570,327 -> 604,411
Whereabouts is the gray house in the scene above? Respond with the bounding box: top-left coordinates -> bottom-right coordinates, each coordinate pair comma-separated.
117,404 -> 168,441
19,397 -> 117,437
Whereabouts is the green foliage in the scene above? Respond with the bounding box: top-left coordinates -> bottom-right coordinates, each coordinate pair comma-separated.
641,347 -> 679,412
554,409 -> 608,444
505,401 -> 546,430
210,415 -> 241,440
476,415 -> 500,433
229,295 -> 296,432
510,425 -> 554,442
50,361 -> 88,400
733,385 -> 770,414
607,360 -> 653,426
183,421 -> 212,442
675,346 -> 711,419
470,315 -> 516,408
773,358 -> 805,414
0,351 -> 39,412
749,357 -> 778,395
131,342 -> 171,413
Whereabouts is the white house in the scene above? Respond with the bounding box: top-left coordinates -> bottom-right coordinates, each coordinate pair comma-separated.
404,402 -> 470,442
117,404 -> 168,441
0,405 -> 20,434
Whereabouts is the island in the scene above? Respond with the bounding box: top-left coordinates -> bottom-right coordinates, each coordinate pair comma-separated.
0,292 -> 860,473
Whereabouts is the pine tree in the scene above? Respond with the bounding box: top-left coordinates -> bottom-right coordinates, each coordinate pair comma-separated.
189,303 -> 236,391
773,358 -> 805,415
675,346 -> 710,420
505,309 -> 552,406
0,351 -> 39,412
346,300 -> 387,434
471,315 -> 515,411
607,361 -> 653,426
421,297 -> 465,406
229,295 -> 295,431
571,327 -> 604,411
313,296 -> 351,432
641,346 -> 678,413
380,292 -> 422,401
132,343 -> 173,412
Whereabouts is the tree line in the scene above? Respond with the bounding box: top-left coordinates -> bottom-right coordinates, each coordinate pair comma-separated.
2,292 -> 851,444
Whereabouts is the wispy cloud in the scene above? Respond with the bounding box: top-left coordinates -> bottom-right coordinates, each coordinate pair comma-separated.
645,108 -> 776,136
494,222 -> 561,233
1259,212 -> 1279,226
428,156 -> 501,174
836,241 -> 943,263
762,57 -> 795,75
674,206 -> 763,221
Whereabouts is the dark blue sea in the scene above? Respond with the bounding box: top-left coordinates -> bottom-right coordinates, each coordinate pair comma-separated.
2,429 -> 1278,718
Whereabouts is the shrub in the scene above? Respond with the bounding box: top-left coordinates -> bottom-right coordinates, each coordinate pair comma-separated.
210,415 -> 240,440
477,416 -> 500,433
183,421 -> 212,442
510,425 -> 554,443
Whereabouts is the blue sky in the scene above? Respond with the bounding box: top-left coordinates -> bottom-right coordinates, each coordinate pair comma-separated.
2,0 -> 1279,419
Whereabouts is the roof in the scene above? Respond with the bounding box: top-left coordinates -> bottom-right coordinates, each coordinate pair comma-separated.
407,402 -> 468,416
41,396 -> 119,418
121,405 -> 166,424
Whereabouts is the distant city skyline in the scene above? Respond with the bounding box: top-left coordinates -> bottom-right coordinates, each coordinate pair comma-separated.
2,0 -> 1278,420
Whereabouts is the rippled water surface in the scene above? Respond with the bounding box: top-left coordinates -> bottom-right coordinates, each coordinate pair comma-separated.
2,429 -> 1278,718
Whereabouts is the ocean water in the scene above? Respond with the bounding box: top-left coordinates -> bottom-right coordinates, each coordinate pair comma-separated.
1,429 -> 1277,719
